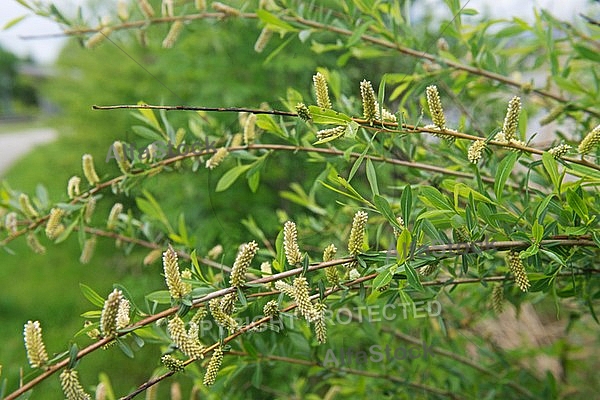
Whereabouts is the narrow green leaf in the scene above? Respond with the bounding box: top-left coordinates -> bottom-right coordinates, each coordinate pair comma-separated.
145,290 -> 172,304
419,186 -> 453,211
215,165 -> 252,192
373,265 -> 396,289
308,106 -> 352,124
532,220 -> 544,243
396,229 -> 412,264
373,195 -> 402,230
565,188 -> 589,222
3,15 -> 28,30
365,158 -> 379,196
401,184 -> 412,224
542,152 -> 561,192
494,152 -> 518,200
256,9 -> 297,32
80,283 -> 105,308
404,262 -> 424,292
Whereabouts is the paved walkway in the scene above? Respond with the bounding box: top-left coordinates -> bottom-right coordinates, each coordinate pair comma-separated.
0,128 -> 57,176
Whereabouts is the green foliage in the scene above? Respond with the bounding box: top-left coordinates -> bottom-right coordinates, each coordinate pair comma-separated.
1,1 -> 600,399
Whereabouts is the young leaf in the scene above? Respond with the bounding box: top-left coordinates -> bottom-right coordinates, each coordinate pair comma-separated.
80,283 -> 105,308
494,152 -> 518,201
215,165 -> 252,192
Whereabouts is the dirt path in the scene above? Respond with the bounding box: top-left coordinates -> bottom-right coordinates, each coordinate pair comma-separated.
0,128 -> 57,177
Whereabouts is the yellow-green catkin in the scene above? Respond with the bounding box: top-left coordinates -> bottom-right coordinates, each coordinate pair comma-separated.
167,315 -> 205,359
419,264 -> 438,276
106,203 -> 123,230
19,193 -> 38,219
212,2 -> 240,16
491,284 -> 504,314
163,245 -> 190,299
254,27 -> 273,53
292,276 -> 318,322
425,85 -> 446,130
205,147 -> 228,169
67,176 -> 81,199
578,124 -> 600,155
116,298 -> 130,329
100,289 -> 123,338
79,236 -> 97,264
161,354 -> 185,372
209,298 -> 238,332
360,80 -> 377,124
296,103 -> 311,121
23,320 -> 48,369
117,0 -> 129,21
468,140 -> 486,164
26,232 -> 46,254
162,0 -> 174,17
323,244 -> 338,285
82,154 -> 100,186
45,207 -> 65,240
348,211 -> 368,256
539,104 -> 565,126
313,72 -> 332,109
393,216 -> 405,238
348,268 -> 360,280
5,211 -> 18,235
263,300 -> 279,318
162,20 -> 184,48
84,196 -> 96,223
313,302 -> 327,344
243,113 -> 257,145
316,125 -> 346,142
229,241 -> 259,287
137,0 -> 155,18
283,221 -> 303,266
208,244 -> 223,259
195,0 -> 207,11
500,96 -> 521,142
85,27 -> 111,50
219,292 -> 237,315
191,306 -> 207,325
60,369 -> 91,400
274,280 -> 295,297
203,345 -> 224,386
507,250 -> 530,292
548,143 -> 571,159
112,141 -> 131,173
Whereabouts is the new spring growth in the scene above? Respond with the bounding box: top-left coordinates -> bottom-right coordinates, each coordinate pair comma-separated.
163,20 -> 184,48
137,0 -> 155,18
500,96 -> 521,142
45,207 -> 65,240
316,125 -> 346,142
229,241 -> 259,287
60,369 -> 91,400
507,250 -> 530,292
19,193 -> 38,219
296,103 -> 311,121
243,113 -> 257,145
209,298 -> 238,332
100,289 -> 123,338
360,80 -> 377,124
284,221 -> 303,265
79,236 -> 97,264
5,212 -> 17,235
112,141 -> 131,173
491,284 -> 504,314
254,27 -> 273,53
578,123 -> 600,155
220,292 -> 237,315
392,216 -> 405,238
116,298 -> 130,329
203,344 -> 224,386
313,302 -> 328,344
419,264 -> 438,276
292,276 -> 319,322
163,245 -> 190,299
86,27 -> 112,49
161,354 -> 185,372
274,280 -> 295,297
167,315 -> 205,359
162,0 -> 174,17
468,140 -> 486,164
26,232 -> 46,254
323,244 -> 339,285
23,320 -> 49,369
82,154 -> 100,186
212,2 -> 240,16
548,143 -> 571,159
260,261 -> 272,288
313,72 -> 332,109
348,210 -> 368,256
263,300 -> 279,318
106,203 -> 123,230
67,176 -> 81,199
195,0 -> 206,11
117,0 -> 129,21
84,196 -> 96,223
425,85 -> 447,130
205,147 -> 228,169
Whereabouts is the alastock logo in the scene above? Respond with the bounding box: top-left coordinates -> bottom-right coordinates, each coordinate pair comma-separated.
322,342 -> 435,367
